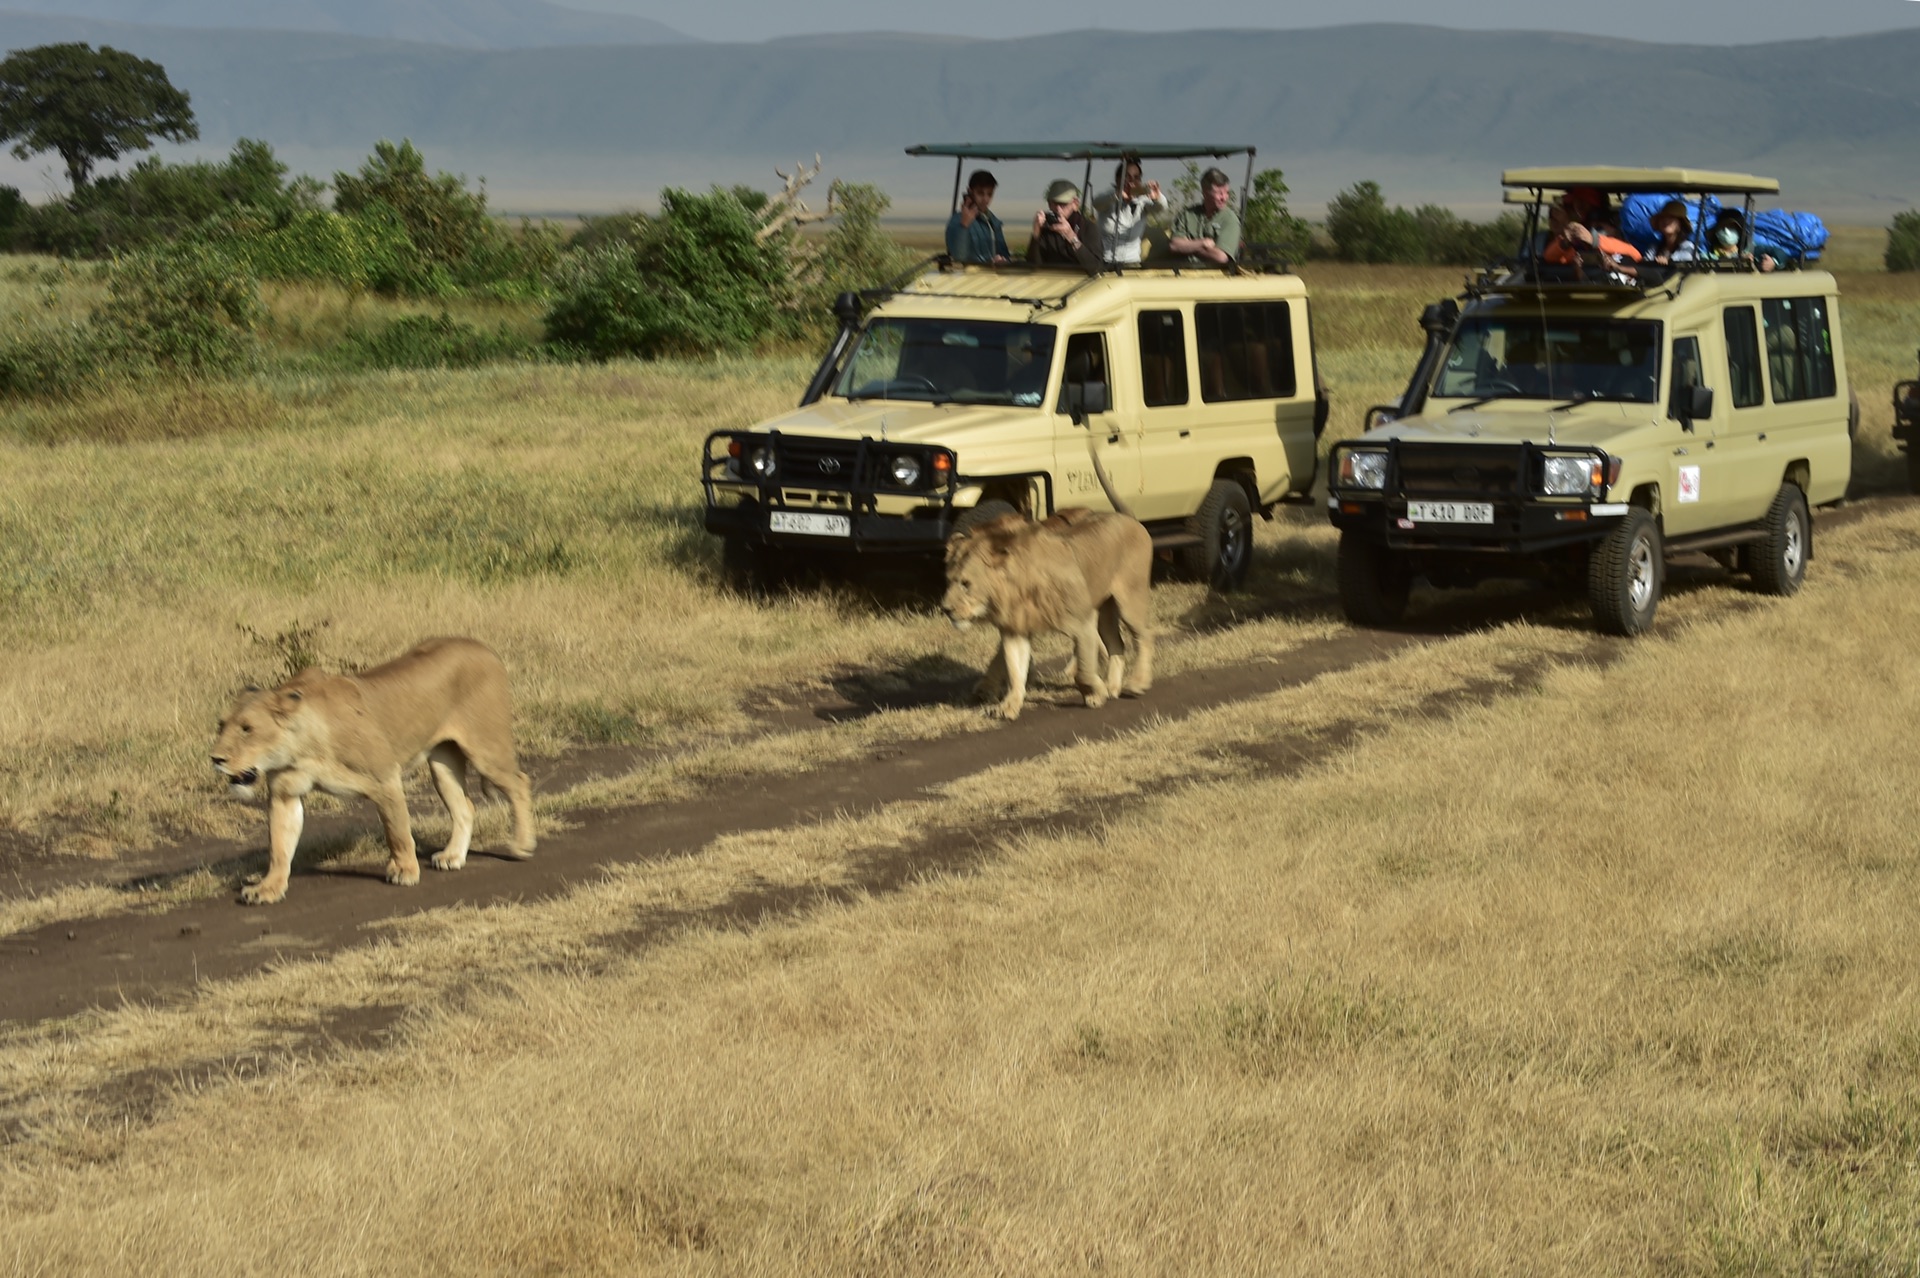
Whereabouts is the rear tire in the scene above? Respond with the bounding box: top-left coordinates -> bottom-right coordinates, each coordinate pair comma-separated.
1747,484 -> 1809,597
1907,447 -> 1920,496
1178,478 -> 1254,591
1336,530 -> 1411,627
1588,507 -> 1662,636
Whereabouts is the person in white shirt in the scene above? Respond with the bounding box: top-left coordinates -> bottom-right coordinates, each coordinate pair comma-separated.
1092,156 -> 1166,265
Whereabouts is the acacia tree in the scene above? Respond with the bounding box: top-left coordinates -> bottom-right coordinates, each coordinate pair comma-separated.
0,43 -> 197,193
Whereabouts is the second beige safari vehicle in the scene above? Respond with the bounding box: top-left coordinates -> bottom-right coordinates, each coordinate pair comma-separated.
1329,167 -> 1853,636
703,142 -> 1327,590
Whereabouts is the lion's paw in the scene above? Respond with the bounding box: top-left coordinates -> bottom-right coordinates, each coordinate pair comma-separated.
430,850 -> 466,872
239,880 -> 286,906
988,700 -> 1024,722
386,860 -> 422,887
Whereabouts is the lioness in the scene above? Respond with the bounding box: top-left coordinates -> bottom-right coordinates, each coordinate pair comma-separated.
942,508 -> 1154,721
210,636 -> 536,905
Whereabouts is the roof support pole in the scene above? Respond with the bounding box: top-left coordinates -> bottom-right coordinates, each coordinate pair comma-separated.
1241,147 -> 1255,225
950,157 -> 963,216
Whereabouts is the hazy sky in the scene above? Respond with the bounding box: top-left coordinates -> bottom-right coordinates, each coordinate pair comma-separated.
580,0 -> 1920,45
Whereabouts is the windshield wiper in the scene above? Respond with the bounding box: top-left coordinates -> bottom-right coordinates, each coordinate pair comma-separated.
1448,394 -> 1516,414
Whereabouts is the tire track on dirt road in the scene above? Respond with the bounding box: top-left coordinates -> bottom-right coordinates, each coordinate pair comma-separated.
0,493 -> 1906,1028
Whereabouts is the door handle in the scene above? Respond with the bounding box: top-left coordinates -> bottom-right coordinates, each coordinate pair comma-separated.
1106,432 -> 1119,444
1179,429 -> 1191,438
1705,441 -> 1715,449
1672,447 -> 1689,455
1757,433 -> 1767,441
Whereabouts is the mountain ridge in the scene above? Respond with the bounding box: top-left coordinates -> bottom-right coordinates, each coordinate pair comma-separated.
0,0 -> 692,49
0,16 -> 1913,215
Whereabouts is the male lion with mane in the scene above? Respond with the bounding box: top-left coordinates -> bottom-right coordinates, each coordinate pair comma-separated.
942,508 -> 1154,721
210,636 -> 536,905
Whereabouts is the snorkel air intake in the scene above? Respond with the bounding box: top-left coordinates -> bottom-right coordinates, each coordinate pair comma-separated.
799,291 -> 866,407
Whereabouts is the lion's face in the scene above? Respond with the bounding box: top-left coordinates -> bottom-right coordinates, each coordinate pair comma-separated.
941,540 -> 1003,630
211,690 -> 299,799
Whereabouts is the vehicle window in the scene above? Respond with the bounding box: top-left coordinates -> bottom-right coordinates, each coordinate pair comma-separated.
1195,302 -> 1295,403
1056,332 -> 1109,414
1760,297 -> 1836,404
1433,316 -> 1662,404
835,318 -> 1057,406
1137,310 -> 1189,408
1723,307 -> 1764,409
1669,335 -> 1705,419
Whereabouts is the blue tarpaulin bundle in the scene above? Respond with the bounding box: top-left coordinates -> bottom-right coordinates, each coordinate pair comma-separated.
1752,209 -> 1829,261
1619,192 -> 1721,253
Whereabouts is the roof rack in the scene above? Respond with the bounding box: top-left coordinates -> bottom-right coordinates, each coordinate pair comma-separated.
1501,166 -> 1780,196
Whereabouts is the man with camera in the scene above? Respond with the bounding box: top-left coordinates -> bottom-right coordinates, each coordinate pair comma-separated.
1026,178 -> 1104,273
1169,168 -> 1240,266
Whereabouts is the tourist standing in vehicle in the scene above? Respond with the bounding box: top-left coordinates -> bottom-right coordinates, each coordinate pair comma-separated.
1168,168 -> 1240,265
1542,193 -> 1641,280
1093,156 -> 1166,265
1644,199 -> 1697,265
946,169 -> 1011,264
1027,179 -> 1104,273
1704,210 -> 1781,272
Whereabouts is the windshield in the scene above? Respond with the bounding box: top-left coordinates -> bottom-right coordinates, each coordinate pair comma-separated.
1434,316 -> 1663,404
835,318 -> 1057,407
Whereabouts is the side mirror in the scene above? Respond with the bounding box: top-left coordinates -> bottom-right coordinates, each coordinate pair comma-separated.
1065,380 -> 1110,424
1670,382 -> 1713,430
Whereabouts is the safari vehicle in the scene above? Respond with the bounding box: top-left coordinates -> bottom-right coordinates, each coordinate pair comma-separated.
1328,166 -> 1853,636
1895,350 -> 1920,493
702,141 -> 1328,591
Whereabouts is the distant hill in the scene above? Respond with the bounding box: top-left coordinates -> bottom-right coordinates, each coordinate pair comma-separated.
0,0 -> 692,49
0,16 -> 1914,216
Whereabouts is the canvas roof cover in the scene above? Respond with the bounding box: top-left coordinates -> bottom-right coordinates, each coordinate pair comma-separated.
1502,166 -> 1779,195
907,142 -> 1253,160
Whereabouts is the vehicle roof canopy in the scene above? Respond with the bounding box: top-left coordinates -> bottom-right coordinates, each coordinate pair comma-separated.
1501,165 -> 1780,195
907,141 -> 1253,161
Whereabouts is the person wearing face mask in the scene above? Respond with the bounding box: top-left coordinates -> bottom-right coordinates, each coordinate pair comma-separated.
1092,156 -> 1166,265
1704,210 -> 1781,272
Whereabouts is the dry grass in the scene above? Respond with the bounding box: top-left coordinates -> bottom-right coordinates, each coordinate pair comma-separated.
2,500 -> 1918,1273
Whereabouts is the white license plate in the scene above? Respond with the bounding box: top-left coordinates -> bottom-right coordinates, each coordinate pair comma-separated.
1406,501 -> 1494,525
768,511 -> 851,537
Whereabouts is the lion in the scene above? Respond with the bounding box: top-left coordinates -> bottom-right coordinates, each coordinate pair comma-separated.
941,508 -> 1154,721
210,636 -> 536,905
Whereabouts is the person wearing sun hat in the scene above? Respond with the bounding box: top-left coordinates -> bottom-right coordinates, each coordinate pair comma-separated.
1646,199 -> 1696,265
1027,177 -> 1104,273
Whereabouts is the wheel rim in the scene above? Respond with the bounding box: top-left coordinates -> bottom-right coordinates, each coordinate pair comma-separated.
1219,507 -> 1248,576
1628,534 -> 1656,611
1782,508 -> 1805,577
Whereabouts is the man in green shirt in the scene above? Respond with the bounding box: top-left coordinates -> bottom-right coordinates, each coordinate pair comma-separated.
1168,167 -> 1240,265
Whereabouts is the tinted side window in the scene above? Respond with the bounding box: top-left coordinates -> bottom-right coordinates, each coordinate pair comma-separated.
1723,307 -> 1763,409
1055,331 -> 1109,414
1196,302 -> 1296,403
1760,297 -> 1836,404
1137,310 -> 1189,407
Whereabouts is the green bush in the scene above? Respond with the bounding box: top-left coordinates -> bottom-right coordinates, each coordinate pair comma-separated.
330,140 -> 545,297
1325,181 -> 1522,265
333,312 -> 530,370
544,186 -> 793,359
807,179 -> 914,303
15,138 -> 317,257
1242,169 -> 1314,264
1888,211 -> 1920,272
93,244 -> 263,375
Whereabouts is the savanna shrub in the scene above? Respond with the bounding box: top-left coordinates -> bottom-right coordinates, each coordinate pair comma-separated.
1242,168 -> 1314,263
544,187 -> 793,359
334,312 -> 530,370
1325,181 -> 1521,265
92,244 -> 263,375
331,140 -> 541,297
225,208 -> 415,291
1888,210 -> 1920,272
807,180 -> 914,302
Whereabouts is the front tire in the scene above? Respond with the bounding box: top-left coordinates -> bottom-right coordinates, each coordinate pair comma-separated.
950,499 -> 1021,539
1906,447 -> 1920,496
1588,507 -> 1662,636
1747,483 -> 1809,597
1336,530 -> 1411,626
1179,478 -> 1254,591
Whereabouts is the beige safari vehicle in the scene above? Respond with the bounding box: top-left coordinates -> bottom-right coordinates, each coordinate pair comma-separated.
1328,167 -> 1853,636
703,142 -> 1327,590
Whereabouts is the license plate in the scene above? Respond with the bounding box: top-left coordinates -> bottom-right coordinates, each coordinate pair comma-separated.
1406,501 -> 1494,525
768,511 -> 850,537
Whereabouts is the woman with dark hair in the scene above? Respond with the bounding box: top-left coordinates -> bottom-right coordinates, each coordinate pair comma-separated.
1092,155 -> 1166,265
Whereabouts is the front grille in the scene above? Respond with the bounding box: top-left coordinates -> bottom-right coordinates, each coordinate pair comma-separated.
777,436 -> 866,489
1395,444 -> 1522,497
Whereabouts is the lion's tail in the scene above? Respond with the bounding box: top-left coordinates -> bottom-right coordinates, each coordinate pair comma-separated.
1086,440 -> 1135,519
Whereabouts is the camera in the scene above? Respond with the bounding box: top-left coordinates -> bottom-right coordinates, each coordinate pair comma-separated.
1045,210 -> 1063,228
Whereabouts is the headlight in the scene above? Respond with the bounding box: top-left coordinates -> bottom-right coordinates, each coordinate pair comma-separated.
1541,455 -> 1602,496
749,447 -> 776,480
890,454 -> 922,487
1339,449 -> 1388,490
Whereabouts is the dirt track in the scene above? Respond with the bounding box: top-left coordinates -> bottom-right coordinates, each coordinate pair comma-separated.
1,494 -> 1912,1029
